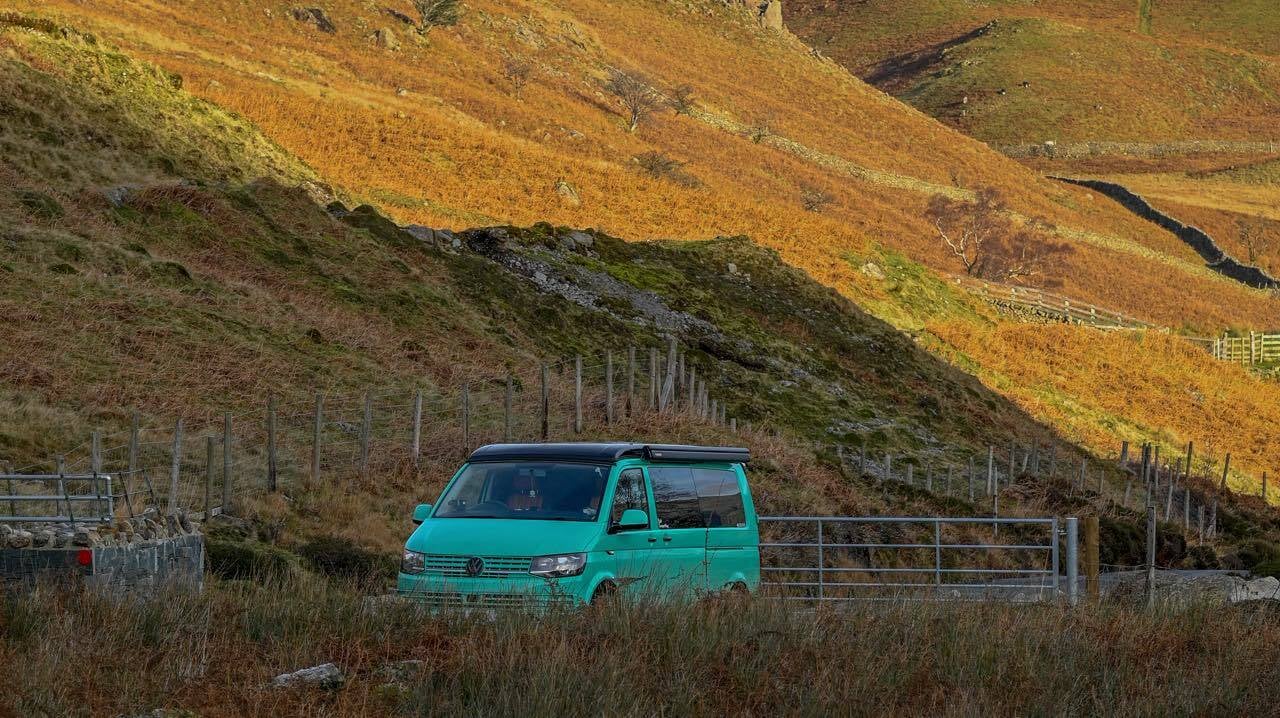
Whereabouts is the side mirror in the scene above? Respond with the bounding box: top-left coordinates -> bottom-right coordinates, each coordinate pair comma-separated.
609,508 -> 650,533
412,503 -> 433,525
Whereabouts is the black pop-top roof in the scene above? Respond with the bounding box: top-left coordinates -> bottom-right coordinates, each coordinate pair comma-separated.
466,443 -> 750,464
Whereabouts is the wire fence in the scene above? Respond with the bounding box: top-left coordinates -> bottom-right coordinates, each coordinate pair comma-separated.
0,341 -> 738,522
957,276 -> 1279,368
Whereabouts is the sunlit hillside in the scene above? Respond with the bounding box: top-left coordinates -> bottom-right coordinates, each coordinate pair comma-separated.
11,0 -> 1278,330
4,2 -> 1280,493
788,0 -> 1280,144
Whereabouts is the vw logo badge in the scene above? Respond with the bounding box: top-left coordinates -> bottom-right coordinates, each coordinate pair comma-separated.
465,556 -> 485,577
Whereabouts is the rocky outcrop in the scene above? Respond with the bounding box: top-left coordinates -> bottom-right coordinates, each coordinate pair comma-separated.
1052,176 -> 1279,290
758,1 -> 784,30
290,7 -> 337,34
371,27 -> 399,50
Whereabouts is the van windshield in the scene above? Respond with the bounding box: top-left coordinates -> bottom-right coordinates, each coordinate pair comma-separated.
434,461 -> 609,522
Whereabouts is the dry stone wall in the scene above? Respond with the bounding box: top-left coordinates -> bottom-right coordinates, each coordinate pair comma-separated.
0,513 -> 204,592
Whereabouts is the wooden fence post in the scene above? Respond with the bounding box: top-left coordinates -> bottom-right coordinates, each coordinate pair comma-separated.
312,392 -> 323,484
648,348 -> 659,410
462,383 -> 471,454
1197,505 -> 1205,545
222,412 -> 233,514
605,352 -> 614,427
91,431 -> 102,475
1084,515 -> 1100,603
541,364 -> 550,440
413,388 -> 424,465
359,392 -> 371,480
205,436 -> 215,520
167,418 -> 184,514
128,412 -> 141,477
662,336 -> 677,410
1008,441 -> 1016,484
1164,480 -> 1174,521
574,355 -> 583,434
1185,441 -> 1194,483
729,417 -> 737,433
1144,505 -> 1157,610
884,453 -> 893,482
268,396 -> 278,492
504,376 -> 514,441
986,446 -> 995,494
626,348 -> 635,417
967,456 -> 975,501
1220,453 -> 1231,491
1119,440 -> 1130,467
691,366 -> 701,412
1183,487 -> 1190,530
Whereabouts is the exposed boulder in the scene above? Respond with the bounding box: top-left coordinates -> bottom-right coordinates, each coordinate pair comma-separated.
271,662 -> 345,690
371,27 -> 399,50
758,1 -> 784,31
554,179 -> 581,207
290,7 -> 337,34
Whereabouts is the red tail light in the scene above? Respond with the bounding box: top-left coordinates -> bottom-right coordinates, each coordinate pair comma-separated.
76,549 -> 92,567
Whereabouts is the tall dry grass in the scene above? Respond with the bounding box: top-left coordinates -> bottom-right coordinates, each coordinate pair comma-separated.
3,574 -> 1280,716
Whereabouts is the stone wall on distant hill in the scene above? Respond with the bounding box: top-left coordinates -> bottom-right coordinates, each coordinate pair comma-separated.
1052,176 -> 1279,290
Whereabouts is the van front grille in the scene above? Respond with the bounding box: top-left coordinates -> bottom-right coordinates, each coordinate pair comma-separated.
422,554 -> 533,578
408,591 -> 571,609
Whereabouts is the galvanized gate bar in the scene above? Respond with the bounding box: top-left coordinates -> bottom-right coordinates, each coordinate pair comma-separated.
0,474 -> 118,523
759,515 -> 1069,604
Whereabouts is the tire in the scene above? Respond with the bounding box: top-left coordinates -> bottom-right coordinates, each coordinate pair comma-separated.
590,581 -> 618,606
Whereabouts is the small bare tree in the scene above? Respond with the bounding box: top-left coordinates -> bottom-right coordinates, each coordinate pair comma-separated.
414,0 -> 460,33
926,188 -> 1073,286
1236,213 -> 1272,264
668,84 -> 696,115
800,184 -> 834,212
502,56 -> 533,99
605,69 -> 659,133
633,151 -> 700,188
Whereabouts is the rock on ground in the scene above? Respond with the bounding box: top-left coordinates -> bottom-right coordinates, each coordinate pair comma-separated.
270,662 -> 345,690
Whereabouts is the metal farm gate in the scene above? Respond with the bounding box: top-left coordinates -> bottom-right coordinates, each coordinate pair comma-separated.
759,516 -> 1078,604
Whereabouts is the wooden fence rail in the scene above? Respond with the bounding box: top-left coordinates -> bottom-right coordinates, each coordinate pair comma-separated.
958,277 -> 1279,368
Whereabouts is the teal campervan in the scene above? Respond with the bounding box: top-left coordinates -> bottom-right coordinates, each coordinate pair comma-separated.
397,443 -> 759,607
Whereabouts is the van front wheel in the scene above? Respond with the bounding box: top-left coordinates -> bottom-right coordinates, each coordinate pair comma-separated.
590,581 -> 618,606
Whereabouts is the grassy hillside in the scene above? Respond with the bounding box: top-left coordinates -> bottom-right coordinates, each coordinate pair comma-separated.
2,7 -> 1280,543
9,0 -> 1279,330
788,0 -> 1280,145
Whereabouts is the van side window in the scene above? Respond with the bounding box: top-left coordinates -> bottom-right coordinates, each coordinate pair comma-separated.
610,468 -> 649,524
692,468 -> 746,528
648,467 -> 703,529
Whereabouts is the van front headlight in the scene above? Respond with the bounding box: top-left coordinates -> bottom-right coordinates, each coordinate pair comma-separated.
529,553 -> 586,578
401,549 -> 426,575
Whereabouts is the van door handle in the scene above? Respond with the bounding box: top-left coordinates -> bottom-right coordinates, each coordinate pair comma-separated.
662,536 -> 672,542
648,537 -> 657,543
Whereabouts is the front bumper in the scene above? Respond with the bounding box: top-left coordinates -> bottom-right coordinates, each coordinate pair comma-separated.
396,572 -> 590,609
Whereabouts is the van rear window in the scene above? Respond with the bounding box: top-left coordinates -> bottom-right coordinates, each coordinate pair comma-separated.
649,466 -> 746,529
692,468 -> 746,528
